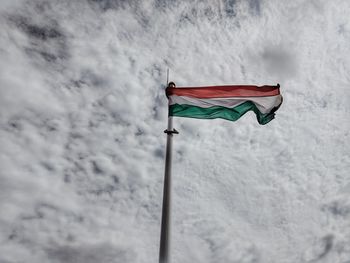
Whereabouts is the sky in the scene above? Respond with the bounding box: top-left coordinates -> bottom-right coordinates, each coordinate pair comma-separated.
0,0 -> 350,262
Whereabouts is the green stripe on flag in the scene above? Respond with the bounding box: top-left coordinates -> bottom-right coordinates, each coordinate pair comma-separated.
169,101 -> 277,125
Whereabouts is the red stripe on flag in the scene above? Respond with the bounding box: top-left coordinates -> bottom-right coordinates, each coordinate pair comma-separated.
166,85 -> 280,98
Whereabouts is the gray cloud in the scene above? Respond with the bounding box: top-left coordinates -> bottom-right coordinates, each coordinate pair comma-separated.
262,45 -> 297,78
46,243 -> 136,263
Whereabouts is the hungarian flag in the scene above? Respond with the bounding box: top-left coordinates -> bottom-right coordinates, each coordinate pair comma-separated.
166,83 -> 282,125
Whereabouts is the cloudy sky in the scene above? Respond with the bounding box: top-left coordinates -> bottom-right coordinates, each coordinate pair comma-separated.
1,0 -> 350,262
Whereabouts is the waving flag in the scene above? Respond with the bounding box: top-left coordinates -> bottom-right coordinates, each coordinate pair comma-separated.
166,84 -> 283,125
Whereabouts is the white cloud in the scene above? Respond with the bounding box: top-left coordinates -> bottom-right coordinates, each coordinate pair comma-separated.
1,0 -> 350,262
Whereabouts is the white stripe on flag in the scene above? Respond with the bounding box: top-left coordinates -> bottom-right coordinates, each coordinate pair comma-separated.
168,95 -> 282,114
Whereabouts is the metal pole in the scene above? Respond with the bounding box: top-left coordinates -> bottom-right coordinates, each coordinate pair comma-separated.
159,116 -> 177,263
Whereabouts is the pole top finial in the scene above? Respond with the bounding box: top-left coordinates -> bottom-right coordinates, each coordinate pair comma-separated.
168,82 -> 176,88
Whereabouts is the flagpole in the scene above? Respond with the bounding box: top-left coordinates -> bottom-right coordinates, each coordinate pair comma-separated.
159,82 -> 178,263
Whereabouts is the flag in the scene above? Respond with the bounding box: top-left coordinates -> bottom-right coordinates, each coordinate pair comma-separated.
166,84 -> 283,125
